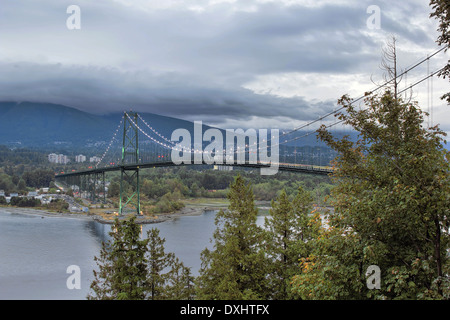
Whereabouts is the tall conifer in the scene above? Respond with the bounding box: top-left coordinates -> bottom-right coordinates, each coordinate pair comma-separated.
197,174 -> 268,299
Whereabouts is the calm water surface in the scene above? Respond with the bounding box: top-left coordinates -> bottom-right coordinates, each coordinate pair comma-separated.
0,208 -> 221,299
0,208 -> 266,300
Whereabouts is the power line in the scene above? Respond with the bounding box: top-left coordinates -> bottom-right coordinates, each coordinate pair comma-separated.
279,45 -> 448,139
398,66 -> 444,95
278,65 -> 447,146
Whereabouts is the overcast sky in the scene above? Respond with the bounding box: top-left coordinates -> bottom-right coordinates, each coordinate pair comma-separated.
0,0 -> 448,132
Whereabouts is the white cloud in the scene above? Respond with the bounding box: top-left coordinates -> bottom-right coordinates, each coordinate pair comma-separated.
242,72 -> 374,101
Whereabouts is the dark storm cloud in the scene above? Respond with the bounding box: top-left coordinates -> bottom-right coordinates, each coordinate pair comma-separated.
0,0 -> 441,127
0,61 -> 334,124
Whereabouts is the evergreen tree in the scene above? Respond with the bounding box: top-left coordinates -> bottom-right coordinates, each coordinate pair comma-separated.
165,257 -> 196,300
264,190 -> 295,299
196,174 -> 268,299
146,228 -> 178,300
88,216 -> 149,300
264,187 -> 319,299
89,220 -> 191,300
265,187 -> 320,300
291,186 -> 320,247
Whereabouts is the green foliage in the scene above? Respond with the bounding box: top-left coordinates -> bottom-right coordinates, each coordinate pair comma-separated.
88,217 -> 149,300
17,179 -> 27,192
264,187 -> 319,299
21,169 -> 54,188
196,175 -> 268,299
65,188 -> 74,197
45,199 -> 69,212
136,167 -> 333,204
88,217 -> 194,300
108,181 -> 120,198
146,227 -> 176,299
88,171 -> 333,300
139,168 -> 233,199
146,228 -> 195,300
0,145 -> 47,165
165,260 -> 196,300
147,191 -> 185,214
430,0 -> 450,103
0,151 -> 55,194
0,173 -> 16,194
9,196 -> 40,207
253,181 -> 282,201
292,89 -> 450,300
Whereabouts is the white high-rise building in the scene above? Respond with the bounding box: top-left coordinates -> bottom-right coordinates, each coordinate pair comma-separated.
58,154 -> 70,164
48,153 -> 58,163
75,155 -> 87,163
48,153 -> 70,164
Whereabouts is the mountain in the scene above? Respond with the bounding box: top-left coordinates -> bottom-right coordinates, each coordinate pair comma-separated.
0,101 -> 350,155
0,101 -> 195,152
0,102 -> 112,147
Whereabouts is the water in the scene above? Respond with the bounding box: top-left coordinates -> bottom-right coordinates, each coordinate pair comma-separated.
0,208 -> 266,300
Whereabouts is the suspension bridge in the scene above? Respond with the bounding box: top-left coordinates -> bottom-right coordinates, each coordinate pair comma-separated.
55,45 -> 448,216
55,110 -> 336,215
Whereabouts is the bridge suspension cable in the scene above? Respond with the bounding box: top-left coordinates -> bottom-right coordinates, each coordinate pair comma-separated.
137,113 -> 177,147
95,114 -> 125,168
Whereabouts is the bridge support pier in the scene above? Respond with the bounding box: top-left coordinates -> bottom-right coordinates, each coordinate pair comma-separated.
119,167 -> 140,216
119,111 -> 141,216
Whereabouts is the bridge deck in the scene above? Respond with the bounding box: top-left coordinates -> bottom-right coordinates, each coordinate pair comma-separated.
55,161 -> 334,178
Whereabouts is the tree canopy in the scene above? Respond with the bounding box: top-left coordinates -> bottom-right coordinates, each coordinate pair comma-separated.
291,87 -> 450,299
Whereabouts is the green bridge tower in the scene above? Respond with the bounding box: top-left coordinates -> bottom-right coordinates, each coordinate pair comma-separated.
119,111 -> 141,215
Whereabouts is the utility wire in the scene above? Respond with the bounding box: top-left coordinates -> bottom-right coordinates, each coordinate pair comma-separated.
279,45 -> 448,139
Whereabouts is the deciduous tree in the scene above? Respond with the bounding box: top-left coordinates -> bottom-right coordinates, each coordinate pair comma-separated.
292,87 -> 450,299
430,0 -> 450,103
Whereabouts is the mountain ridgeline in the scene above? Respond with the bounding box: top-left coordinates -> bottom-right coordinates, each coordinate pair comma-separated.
0,101 -> 340,158
0,101 -> 191,150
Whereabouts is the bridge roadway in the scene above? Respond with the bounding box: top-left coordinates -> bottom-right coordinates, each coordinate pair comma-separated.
55,160 -> 334,179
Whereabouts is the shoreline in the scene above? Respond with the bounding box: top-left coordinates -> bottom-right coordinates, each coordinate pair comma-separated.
0,200 -> 284,225
0,205 -> 212,224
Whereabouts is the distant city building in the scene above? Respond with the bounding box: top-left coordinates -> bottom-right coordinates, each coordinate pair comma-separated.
75,154 -> 87,163
214,165 -> 233,171
48,153 -> 58,163
48,153 -> 70,164
59,154 -> 70,164
90,156 -> 101,163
